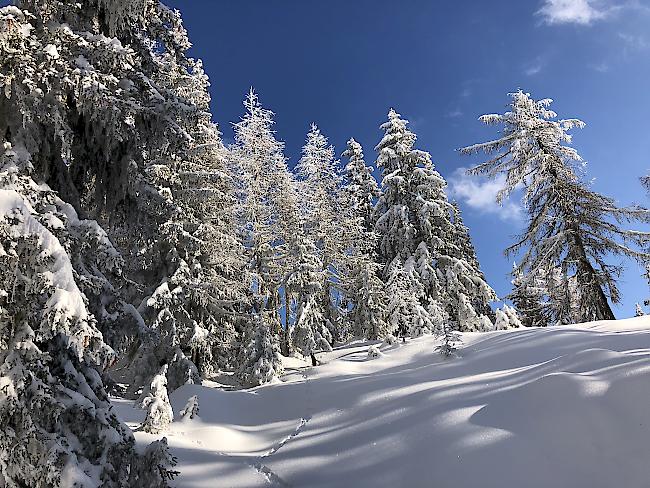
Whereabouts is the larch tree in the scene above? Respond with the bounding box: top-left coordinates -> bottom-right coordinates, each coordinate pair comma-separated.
295,124 -> 348,345
462,90 -> 650,323
231,89 -> 298,381
642,264 -> 650,310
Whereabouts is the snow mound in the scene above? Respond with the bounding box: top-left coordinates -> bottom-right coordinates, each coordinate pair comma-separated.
367,345 -> 383,359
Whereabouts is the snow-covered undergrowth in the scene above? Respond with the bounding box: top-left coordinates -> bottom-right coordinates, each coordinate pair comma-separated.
113,317 -> 650,487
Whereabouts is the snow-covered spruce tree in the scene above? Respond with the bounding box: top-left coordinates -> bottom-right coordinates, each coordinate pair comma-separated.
129,125 -> 248,393
457,292 -> 493,332
342,138 -> 381,233
0,4 -> 185,484
347,258 -> 389,340
231,89 -> 299,371
374,109 -> 495,332
1,0 -> 247,393
509,263 -> 548,327
503,304 -> 523,328
385,258 -> 433,339
128,56 -> 248,393
450,202 -> 494,319
462,90 -> 650,323
0,184 -> 175,486
494,308 -> 509,330
296,124 -> 349,344
635,303 -> 645,317
436,321 -> 461,358
510,263 -> 575,327
340,138 -> 388,340
494,305 -> 523,330
140,364 -> 174,434
286,233 -> 332,362
236,314 -> 284,387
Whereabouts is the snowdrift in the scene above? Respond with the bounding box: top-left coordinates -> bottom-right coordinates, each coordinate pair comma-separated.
113,316 -> 650,487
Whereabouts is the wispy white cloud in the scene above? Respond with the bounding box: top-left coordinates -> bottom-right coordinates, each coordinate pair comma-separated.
446,108 -> 464,119
448,168 -> 523,222
524,58 -> 544,76
618,32 -> 650,51
537,0 -> 608,25
589,61 -> 610,72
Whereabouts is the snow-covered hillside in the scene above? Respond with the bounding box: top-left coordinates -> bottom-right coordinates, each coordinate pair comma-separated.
113,317 -> 650,488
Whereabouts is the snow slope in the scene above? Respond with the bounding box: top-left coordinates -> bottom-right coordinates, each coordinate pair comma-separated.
113,317 -> 650,487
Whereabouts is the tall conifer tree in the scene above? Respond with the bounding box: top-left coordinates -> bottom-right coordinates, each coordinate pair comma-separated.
463,90 -> 650,323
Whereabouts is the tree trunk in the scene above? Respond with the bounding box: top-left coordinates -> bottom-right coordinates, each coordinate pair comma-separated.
281,288 -> 291,356
535,141 -> 615,324
569,226 -> 615,322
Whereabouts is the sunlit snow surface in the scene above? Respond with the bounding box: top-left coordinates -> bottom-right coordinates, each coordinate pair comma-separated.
112,317 -> 650,487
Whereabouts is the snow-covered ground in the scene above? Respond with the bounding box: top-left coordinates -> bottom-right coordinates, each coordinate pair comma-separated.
112,317 -> 650,487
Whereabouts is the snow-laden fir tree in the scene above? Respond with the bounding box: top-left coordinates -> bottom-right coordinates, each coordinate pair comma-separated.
503,304 -> 523,328
436,322 -> 461,358
0,175 -> 174,486
1,0 -> 248,396
342,138 -> 381,233
511,263 -> 576,327
374,109 -> 495,332
457,293 -> 494,332
236,314 -> 284,387
385,258 -> 433,339
450,202 -> 494,319
347,259 -> 389,340
128,62 -> 246,394
340,138 -> 388,340
462,90 -> 650,323
494,307 -> 510,329
296,125 -> 349,344
494,305 -> 523,330
287,234 -> 332,362
0,3 -> 186,484
140,364 -> 174,434
231,89 -> 299,366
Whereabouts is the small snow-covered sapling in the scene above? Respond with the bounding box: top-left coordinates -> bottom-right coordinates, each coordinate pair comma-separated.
180,395 -> 199,420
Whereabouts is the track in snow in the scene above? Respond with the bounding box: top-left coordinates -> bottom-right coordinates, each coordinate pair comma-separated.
214,370 -> 315,487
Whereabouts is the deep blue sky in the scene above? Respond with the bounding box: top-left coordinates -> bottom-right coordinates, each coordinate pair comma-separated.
164,0 -> 650,318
